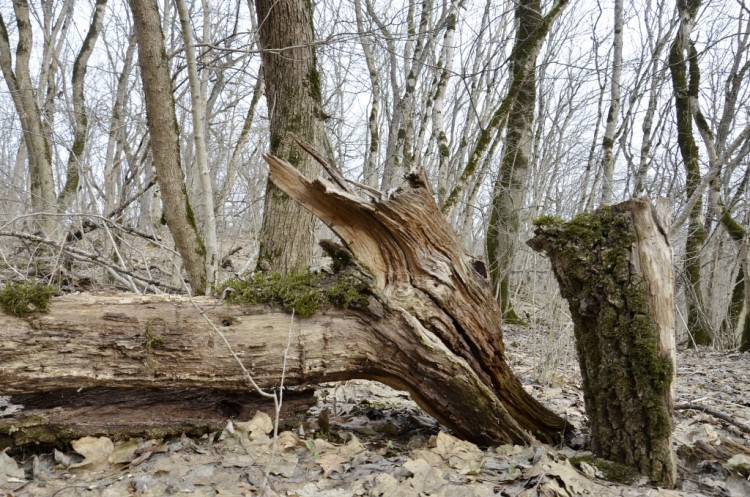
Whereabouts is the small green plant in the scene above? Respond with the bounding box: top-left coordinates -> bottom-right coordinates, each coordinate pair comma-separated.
0,281 -> 56,317
305,439 -> 320,460
145,322 -> 166,349
222,269 -> 369,317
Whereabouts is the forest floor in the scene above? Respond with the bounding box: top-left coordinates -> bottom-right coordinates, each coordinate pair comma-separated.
1,325 -> 749,497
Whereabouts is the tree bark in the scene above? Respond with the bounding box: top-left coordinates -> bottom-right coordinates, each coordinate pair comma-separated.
486,0 -> 544,323
719,208 -> 750,351
129,0 -> 208,294
353,0 -> 381,188
254,0 -> 325,274
1,150 -> 570,449
668,0 -> 711,346
599,0 -> 623,205
57,0 -> 108,211
440,0 -> 569,217
258,152 -> 568,445
0,3 -> 57,235
528,198 -> 677,487
174,0 -> 219,292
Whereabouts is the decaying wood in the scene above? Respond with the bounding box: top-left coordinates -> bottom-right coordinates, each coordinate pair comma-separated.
263,153 -> 568,445
2,152 -> 569,449
2,386 -> 315,448
528,198 -> 677,487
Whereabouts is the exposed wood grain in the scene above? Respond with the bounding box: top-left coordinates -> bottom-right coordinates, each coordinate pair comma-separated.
264,153 -> 568,445
2,149 -> 570,449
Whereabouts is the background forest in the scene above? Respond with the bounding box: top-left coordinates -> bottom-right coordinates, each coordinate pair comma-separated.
0,0 -> 748,352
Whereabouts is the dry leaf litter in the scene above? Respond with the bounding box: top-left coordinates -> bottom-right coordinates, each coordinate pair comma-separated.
1,325 -> 749,497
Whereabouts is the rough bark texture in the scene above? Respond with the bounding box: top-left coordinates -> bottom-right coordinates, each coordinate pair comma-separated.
1,152 -> 570,449
2,386 -> 315,449
528,198 -> 676,487
129,0 -> 208,294
255,0 -> 325,273
486,0 -> 544,323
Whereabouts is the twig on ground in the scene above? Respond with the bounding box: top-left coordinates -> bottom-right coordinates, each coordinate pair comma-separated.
676,402 -> 750,435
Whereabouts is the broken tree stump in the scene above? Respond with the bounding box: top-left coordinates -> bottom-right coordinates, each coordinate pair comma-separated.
262,153 -> 568,445
528,198 -> 677,487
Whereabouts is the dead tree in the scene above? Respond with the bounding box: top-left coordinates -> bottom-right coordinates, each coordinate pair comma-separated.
528,198 -> 677,487
1,154 -> 568,449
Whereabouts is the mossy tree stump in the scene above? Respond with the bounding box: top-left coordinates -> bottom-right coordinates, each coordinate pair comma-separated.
528,198 -> 677,488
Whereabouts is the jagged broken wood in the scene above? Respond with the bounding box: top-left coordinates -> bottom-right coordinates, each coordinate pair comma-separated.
528,198 -> 677,488
1,154 -> 568,449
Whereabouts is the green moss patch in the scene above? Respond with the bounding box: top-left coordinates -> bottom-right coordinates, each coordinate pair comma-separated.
0,281 -> 56,317
221,269 -> 370,318
569,454 -> 640,485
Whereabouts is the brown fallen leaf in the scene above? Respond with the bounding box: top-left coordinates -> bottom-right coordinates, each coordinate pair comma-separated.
316,452 -> 348,478
0,450 -> 24,482
70,436 -> 114,471
235,411 -> 274,441
403,457 -> 445,494
108,439 -> 140,465
432,431 -> 485,475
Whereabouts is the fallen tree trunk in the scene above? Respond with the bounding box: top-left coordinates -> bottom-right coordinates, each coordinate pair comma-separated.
1,152 -> 568,449
528,198 -> 677,487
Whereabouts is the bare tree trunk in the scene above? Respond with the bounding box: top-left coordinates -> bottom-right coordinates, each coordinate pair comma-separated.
380,0 -> 434,190
129,0 -> 208,294
440,0 -> 569,217
634,2 -> 675,197
254,0 -> 325,274
669,0 -> 712,346
719,208 -> 750,351
432,1 -> 458,205
174,0 -> 218,291
486,0 -> 544,323
599,0 -> 623,205
104,34 -> 137,217
216,75 -> 264,216
0,3 -> 57,235
354,0 -> 381,188
57,0 -> 108,211
528,198 -> 677,487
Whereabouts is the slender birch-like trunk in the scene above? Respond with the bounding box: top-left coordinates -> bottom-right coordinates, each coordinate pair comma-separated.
174,0 -> 218,291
